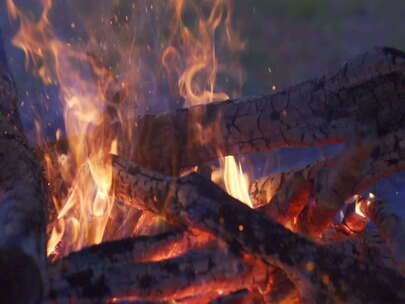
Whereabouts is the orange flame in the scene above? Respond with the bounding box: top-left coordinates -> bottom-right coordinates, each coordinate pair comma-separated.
7,0 -> 250,259
224,156 -> 253,207
7,0 -> 118,256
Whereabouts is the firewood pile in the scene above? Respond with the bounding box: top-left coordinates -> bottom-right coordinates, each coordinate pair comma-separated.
1,33 -> 405,303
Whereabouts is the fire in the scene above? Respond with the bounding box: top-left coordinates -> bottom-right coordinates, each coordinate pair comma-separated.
223,156 -> 253,207
7,0 -> 250,259
7,0 -> 118,256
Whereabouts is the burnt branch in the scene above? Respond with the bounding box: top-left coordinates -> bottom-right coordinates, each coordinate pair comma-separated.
112,155 -> 405,304
126,47 -> 405,174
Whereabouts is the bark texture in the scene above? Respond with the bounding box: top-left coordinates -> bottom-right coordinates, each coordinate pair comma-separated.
112,155 -> 405,304
125,47 -> 405,174
0,33 -> 48,304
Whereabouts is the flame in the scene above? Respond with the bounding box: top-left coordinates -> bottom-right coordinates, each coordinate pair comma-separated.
162,0 -> 244,107
7,0 -> 118,256
224,156 -> 253,207
8,0 -> 249,259
162,0 -> 251,208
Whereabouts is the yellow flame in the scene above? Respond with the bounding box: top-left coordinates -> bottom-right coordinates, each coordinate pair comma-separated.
7,0 -> 117,256
224,156 -> 253,207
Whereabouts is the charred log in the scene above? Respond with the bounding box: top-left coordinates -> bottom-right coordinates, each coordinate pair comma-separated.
112,155 -> 405,304
126,47 -> 405,175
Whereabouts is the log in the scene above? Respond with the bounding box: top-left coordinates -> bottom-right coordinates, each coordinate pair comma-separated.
49,228 -> 217,278
47,249 -> 270,303
0,33 -> 48,303
125,47 -> 405,174
112,155 -> 405,304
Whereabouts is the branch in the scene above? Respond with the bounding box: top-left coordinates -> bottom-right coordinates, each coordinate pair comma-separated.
0,32 -> 48,304
124,47 -> 405,174
112,155 -> 405,303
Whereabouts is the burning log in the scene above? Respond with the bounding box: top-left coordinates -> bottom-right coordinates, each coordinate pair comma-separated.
251,129 -> 405,235
49,228 -> 217,278
47,249 -> 269,303
112,155 -> 405,303
127,47 -> 405,174
0,34 -> 48,303
296,136 -> 376,237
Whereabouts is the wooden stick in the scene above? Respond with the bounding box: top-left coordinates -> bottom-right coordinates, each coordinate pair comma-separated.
0,32 -> 48,304
124,47 -> 405,174
112,155 -> 405,303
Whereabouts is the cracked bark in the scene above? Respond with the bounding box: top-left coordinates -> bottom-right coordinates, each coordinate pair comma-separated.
125,47 -> 405,175
112,155 -> 405,304
0,33 -> 48,304
47,249 -> 269,303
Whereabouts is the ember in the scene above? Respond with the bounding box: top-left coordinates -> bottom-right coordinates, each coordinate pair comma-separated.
0,0 -> 404,303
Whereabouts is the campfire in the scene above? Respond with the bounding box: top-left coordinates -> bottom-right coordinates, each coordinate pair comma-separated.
1,0 -> 405,303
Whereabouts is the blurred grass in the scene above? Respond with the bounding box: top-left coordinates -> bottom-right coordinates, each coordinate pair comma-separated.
1,0 -> 404,97
234,0 -> 405,94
